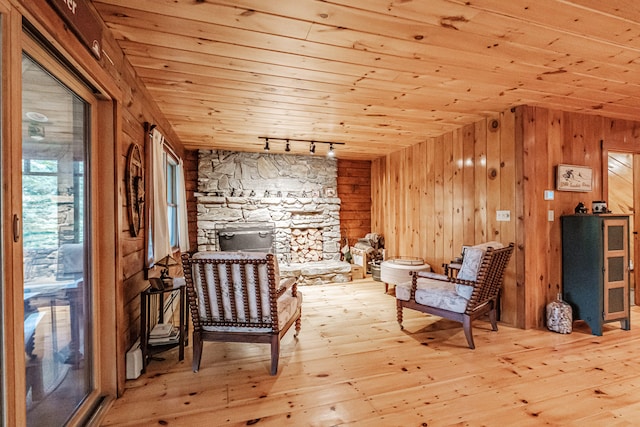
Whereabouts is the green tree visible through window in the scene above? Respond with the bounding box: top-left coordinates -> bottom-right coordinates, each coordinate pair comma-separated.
22,159 -> 59,248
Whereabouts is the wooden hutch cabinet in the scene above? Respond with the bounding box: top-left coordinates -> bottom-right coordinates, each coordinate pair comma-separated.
561,214 -> 631,336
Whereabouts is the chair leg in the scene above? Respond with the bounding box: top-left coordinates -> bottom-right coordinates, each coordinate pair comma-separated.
270,335 -> 280,376
192,331 -> 203,372
294,314 -> 301,338
489,306 -> 499,331
396,299 -> 404,330
462,316 -> 475,349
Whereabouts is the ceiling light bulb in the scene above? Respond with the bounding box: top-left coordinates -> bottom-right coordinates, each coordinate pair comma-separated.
327,143 -> 335,157
26,111 -> 48,122
309,142 -> 316,154
285,140 -> 291,152
264,139 -> 270,151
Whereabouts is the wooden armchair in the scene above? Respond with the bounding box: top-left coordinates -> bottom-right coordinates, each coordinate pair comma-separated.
180,251 -> 302,375
396,243 -> 514,349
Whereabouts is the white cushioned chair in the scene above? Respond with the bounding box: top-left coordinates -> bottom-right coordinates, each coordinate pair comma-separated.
396,242 -> 514,349
181,251 -> 302,375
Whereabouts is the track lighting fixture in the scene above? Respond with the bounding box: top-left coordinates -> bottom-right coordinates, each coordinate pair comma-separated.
258,137 -> 344,155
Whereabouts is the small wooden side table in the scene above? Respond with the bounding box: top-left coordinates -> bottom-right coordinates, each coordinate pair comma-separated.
140,281 -> 188,372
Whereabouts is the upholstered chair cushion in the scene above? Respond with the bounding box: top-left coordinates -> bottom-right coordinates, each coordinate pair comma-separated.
456,248 -> 485,281
455,241 -> 504,298
396,278 -> 468,313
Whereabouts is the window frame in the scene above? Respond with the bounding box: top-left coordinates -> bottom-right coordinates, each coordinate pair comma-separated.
164,149 -> 179,251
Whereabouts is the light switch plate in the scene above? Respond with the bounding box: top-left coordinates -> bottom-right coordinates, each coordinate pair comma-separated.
496,210 -> 511,221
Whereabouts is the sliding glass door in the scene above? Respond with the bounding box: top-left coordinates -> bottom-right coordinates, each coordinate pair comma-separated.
21,51 -> 93,426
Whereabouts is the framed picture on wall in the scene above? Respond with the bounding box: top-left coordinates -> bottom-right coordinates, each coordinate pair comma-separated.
324,188 -> 337,197
556,164 -> 593,192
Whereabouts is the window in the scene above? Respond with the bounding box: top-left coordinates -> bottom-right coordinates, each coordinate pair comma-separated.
148,128 -> 188,268
165,152 -> 178,249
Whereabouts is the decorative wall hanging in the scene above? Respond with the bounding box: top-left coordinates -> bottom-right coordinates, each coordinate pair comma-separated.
126,143 -> 145,236
556,164 -> 593,192
324,187 -> 337,197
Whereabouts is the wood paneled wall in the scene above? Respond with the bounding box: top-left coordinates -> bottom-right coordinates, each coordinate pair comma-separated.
373,105 -> 640,329
337,159 -> 372,246
372,109 -> 521,325
520,106 -> 640,329
184,149 -> 199,251
104,49 -> 183,395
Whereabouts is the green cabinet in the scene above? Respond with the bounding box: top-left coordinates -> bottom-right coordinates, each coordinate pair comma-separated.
561,214 -> 630,336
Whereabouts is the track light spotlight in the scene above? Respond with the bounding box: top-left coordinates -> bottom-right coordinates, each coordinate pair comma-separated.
327,143 -> 335,157
285,140 -> 291,152
309,141 -> 316,154
264,138 -> 270,151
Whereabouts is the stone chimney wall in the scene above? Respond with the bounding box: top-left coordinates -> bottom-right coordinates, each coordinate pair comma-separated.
196,150 -> 341,262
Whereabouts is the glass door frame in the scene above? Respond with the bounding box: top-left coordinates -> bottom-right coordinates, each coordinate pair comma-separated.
3,9 -> 118,426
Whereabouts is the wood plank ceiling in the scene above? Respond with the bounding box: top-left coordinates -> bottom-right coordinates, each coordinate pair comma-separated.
93,0 -> 640,160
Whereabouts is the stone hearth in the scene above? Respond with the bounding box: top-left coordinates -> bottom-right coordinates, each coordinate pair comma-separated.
280,260 -> 352,286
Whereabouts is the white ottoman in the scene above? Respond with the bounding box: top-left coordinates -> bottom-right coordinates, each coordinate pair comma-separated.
380,258 -> 431,293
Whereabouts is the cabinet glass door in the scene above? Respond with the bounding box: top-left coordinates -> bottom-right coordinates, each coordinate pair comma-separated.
603,219 -> 629,321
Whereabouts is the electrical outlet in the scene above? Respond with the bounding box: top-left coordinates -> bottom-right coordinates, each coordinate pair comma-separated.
496,210 -> 511,221
548,210 -> 554,221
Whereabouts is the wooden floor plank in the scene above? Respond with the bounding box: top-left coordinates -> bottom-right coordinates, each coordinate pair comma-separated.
101,278 -> 640,426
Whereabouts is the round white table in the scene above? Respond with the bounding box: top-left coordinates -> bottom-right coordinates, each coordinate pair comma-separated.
380,257 -> 431,293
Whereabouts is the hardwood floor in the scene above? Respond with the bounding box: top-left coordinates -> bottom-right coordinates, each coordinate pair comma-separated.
101,278 -> 640,426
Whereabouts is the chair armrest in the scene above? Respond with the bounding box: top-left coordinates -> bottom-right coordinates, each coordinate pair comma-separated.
277,277 -> 298,297
409,271 -> 451,299
414,271 -> 451,282
450,277 -> 478,286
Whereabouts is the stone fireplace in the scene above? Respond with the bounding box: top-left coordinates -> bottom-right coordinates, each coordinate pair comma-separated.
196,150 -> 351,283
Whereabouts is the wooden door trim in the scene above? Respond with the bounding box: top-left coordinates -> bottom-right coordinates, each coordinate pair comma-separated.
3,5 -> 25,426
634,154 -> 640,306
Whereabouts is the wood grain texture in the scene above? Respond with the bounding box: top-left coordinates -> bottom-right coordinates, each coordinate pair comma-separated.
519,106 -> 640,328
337,159 -> 372,246
90,0 -> 640,160
16,0 -> 640,404
101,278 -> 640,426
